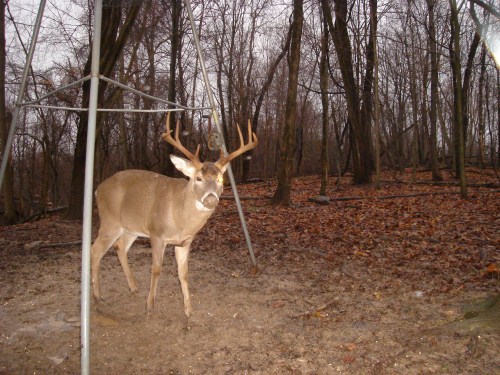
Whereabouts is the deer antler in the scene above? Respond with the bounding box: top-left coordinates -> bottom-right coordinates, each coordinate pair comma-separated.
216,120 -> 258,168
162,112 -> 202,168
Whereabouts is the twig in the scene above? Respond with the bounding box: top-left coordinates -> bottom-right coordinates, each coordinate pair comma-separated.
220,195 -> 271,200
288,246 -> 330,259
380,180 -> 499,188
38,241 -> 82,249
291,298 -> 338,319
19,206 -> 67,224
310,189 -> 500,204
412,182 -> 500,188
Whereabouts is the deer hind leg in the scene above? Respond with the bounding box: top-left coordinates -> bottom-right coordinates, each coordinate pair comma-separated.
146,237 -> 166,313
114,233 -> 138,294
91,228 -> 122,302
175,243 -> 192,317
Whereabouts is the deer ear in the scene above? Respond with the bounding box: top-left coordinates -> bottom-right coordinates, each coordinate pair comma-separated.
170,155 -> 197,178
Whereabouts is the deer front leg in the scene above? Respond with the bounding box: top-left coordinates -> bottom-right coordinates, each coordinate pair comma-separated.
175,243 -> 192,317
147,237 -> 166,313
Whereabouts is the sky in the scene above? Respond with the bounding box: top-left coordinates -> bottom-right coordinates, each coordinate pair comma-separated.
6,0 -> 86,73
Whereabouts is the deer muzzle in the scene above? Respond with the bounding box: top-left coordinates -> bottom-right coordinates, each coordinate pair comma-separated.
201,192 -> 219,209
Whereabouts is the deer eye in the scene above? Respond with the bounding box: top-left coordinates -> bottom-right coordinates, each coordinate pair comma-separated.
196,176 -> 203,182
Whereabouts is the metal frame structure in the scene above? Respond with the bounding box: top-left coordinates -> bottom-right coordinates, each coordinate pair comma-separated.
0,0 -> 257,373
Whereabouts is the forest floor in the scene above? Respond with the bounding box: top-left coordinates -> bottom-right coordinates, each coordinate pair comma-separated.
0,168 -> 499,374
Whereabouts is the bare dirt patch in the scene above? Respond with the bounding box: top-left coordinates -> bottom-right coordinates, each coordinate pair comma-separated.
1,172 -> 499,374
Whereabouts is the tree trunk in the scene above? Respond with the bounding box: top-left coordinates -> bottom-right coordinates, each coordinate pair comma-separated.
66,3 -> 142,220
331,104 -> 343,184
449,0 -> 467,198
118,50 -> 128,170
359,0 -> 376,180
322,0 -> 372,184
426,0 -> 443,181
497,69 -> 500,166
271,0 -> 303,206
407,45 -> 419,180
371,0 -> 381,189
319,13 -> 329,196
477,44 -> 486,168
165,0 -> 181,177
0,0 -> 17,224
461,31 -> 480,163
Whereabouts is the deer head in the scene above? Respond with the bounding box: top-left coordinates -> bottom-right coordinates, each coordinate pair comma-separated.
161,112 -> 258,210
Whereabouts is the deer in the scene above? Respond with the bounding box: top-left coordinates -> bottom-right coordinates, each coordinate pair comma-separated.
91,112 -> 258,317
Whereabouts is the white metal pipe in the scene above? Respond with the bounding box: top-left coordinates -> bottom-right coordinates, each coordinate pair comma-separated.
22,75 -> 91,106
81,0 -> 103,373
99,76 -> 212,111
23,104 -> 186,113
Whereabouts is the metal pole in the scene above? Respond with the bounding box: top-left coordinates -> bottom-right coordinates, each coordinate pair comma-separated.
184,0 -> 257,267
81,0 -> 103,373
0,0 -> 47,191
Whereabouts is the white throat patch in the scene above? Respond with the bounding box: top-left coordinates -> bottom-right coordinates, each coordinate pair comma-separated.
195,199 -> 213,212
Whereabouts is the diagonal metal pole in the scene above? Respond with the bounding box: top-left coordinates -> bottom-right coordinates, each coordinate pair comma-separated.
184,0 -> 257,268
81,0 -> 103,373
0,0 -> 47,191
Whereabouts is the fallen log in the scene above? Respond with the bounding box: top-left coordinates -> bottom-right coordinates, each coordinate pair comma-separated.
309,189 -> 500,204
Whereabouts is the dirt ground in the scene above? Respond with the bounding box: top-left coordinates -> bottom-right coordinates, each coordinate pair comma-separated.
0,171 -> 499,374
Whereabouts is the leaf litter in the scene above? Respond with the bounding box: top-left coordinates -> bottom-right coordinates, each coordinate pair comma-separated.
0,169 -> 498,374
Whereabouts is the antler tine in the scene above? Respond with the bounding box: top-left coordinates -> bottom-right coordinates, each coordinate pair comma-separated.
236,123 -> 245,148
161,112 -> 202,167
216,120 -> 258,168
247,119 -> 253,147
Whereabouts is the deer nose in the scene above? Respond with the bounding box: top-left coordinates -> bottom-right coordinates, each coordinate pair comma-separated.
202,193 -> 219,209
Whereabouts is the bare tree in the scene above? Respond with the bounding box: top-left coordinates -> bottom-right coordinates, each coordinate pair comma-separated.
165,0 -> 182,177
426,0 -> 443,181
321,0 -> 374,185
449,0 -> 467,198
319,10 -> 329,196
271,0 -> 304,206
244,27 -> 292,181
0,0 -> 17,224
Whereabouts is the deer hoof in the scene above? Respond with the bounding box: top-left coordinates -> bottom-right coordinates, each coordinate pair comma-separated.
93,295 -> 105,304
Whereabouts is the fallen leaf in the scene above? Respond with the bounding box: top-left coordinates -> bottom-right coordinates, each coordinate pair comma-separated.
342,354 -> 356,364
345,343 -> 357,351
272,300 -> 286,308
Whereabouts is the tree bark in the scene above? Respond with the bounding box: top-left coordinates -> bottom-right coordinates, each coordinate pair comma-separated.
321,0 -> 372,184
319,12 -> 329,196
371,0 -> 381,189
449,0 -> 467,198
360,0 -> 376,179
165,0 -> 181,177
271,0 -> 303,206
461,30 -> 480,162
477,44 -> 486,168
426,0 -> 443,181
0,0 -> 17,224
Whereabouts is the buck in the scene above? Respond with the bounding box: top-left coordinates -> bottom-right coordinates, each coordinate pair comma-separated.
91,113 -> 257,317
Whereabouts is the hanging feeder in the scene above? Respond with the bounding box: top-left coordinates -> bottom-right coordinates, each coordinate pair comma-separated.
208,131 -> 223,150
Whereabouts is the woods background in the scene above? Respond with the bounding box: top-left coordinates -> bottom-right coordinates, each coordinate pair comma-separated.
0,0 -> 499,223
